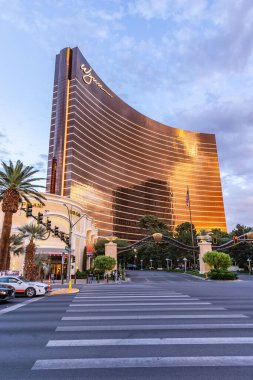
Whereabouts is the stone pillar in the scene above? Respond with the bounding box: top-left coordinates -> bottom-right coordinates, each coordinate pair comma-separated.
198,242 -> 212,273
105,242 -> 117,270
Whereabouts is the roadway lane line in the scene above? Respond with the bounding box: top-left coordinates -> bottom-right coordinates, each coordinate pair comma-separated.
56,323 -> 253,332
62,314 -> 247,320
69,302 -> 210,306
66,307 -> 225,312
74,295 -> 191,298
47,337 -> 253,347
0,297 -> 42,316
32,356 -> 253,369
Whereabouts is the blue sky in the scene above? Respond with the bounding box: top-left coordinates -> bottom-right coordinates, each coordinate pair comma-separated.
0,0 -> 252,231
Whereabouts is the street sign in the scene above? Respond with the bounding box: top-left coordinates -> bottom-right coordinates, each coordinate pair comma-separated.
65,246 -> 70,252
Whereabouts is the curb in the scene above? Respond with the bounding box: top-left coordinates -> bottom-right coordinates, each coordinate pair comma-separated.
49,288 -> 80,295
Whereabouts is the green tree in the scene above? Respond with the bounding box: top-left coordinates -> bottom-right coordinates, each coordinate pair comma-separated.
94,255 -> 116,273
6,234 -> 24,269
139,215 -> 170,236
203,250 -> 232,271
231,224 -> 252,237
0,160 -> 45,270
211,228 -> 230,245
175,222 -> 197,245
18,223 -> 48,281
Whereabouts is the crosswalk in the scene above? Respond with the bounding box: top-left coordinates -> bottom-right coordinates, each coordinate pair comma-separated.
32,284 -> 253,376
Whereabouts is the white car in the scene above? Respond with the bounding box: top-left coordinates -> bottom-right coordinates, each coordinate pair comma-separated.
0,276 -> 48,297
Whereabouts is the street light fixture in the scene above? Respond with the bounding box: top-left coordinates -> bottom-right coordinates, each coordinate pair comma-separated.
247,258 -> 252,274
63,203 -> 87,289
183,257 -> 187,273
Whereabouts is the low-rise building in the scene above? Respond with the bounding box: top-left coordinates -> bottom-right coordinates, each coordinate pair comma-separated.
0,193 -> 98,277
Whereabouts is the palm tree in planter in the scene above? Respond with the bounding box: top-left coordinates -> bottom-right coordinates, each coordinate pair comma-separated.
0,160 -> 45,270
6,234 -> 24,270
18,223 -> 48,281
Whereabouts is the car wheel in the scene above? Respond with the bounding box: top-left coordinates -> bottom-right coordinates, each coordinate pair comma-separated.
25,287 -> 36,297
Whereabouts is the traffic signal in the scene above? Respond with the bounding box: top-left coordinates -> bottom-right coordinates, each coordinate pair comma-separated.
46,219 -> 51,231
72,256 -> 76,263
60,232 -> 65,241
26,203 -> 32,217
54,226 -> 59,236
37,212 -> 43,224
65,237 -> 70,246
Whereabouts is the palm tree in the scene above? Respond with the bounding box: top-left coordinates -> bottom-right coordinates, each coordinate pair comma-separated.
18,223 -> 48,281
6,234 -> 24,270
0,160 -> 45,270
34,254 -> 49,281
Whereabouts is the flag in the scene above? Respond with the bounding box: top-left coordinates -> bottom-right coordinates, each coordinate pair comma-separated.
186,187 -> 190,207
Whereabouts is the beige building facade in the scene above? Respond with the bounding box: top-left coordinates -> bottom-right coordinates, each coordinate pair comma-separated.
0,193 -> 98,276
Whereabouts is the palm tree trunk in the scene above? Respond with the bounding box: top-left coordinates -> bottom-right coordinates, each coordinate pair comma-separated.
0,211 -> 13,270
24,241 -> 37,281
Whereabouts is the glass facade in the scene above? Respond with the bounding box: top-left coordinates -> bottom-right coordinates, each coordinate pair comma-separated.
46,47 -> 227,241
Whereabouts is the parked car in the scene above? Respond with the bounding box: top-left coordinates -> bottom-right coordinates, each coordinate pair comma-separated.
126,264 -> 137,270
0,284 -> 15,302
0,276 -> 48,297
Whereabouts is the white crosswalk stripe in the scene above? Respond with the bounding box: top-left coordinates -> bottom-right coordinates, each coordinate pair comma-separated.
31,284 -> 251,373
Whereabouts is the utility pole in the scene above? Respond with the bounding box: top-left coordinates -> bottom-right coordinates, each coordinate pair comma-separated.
63,204 -> 87,289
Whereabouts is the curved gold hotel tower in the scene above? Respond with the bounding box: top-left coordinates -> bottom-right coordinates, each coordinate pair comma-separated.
46,47 -> 226,241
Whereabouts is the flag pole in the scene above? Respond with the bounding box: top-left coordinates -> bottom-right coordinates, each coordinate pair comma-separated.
187,186 -> 196,269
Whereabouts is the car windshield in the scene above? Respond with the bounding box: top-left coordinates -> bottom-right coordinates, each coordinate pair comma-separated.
18,277 -> 29,282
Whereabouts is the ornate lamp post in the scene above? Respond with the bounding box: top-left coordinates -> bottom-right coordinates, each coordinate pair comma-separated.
150,259 -> 153,269
166,258 -> 169,270
183,257 -> 187,273
247,258 -> 252,274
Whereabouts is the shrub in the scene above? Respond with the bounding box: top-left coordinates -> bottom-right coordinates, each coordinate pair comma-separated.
208,270 -> 237,280
76,269 -> 87,279
203,251 -> 232,270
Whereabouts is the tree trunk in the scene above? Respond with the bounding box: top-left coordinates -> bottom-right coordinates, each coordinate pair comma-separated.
24,241 -> 37,281
6,249 -> 11,271
0,211 -> 13,270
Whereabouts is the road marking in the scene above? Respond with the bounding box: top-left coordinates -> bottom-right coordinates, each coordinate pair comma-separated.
56,323 -> 253,332
66,307 -> 225,312
70,302 -> 210,306
0,297 -> 42,316
75,295 -> 191,298
47,337 -> 253,347
62,314 -> 246,320
32,356 -> 253,369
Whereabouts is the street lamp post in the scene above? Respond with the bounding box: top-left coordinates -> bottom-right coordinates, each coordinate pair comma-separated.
183,257 -> 187,273
247,258 -> 252,274
140,259 -> 143,271
63,204 -> 87,289
166,258 -> 169,270
150,259 -> 153,269
169,259 -> 172,269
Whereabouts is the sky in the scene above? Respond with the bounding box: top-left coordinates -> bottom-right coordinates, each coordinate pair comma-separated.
0,0 -> 252,232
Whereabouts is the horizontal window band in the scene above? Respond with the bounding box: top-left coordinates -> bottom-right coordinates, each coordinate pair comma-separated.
64,161 -> 224,194
67,102 -> 219,163
64,179 -> 224,211
63,177 -> 225,199
68,95 -> 218,157
65,134 -> 221,179
69,79 -> 217,147
64,151 -> 222,189
67,201 -> 226,223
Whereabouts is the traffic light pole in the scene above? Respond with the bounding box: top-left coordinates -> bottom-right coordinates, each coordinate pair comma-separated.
63,203 -> 87,290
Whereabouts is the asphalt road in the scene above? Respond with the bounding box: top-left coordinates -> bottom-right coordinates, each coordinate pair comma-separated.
2,271 -> 253,379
